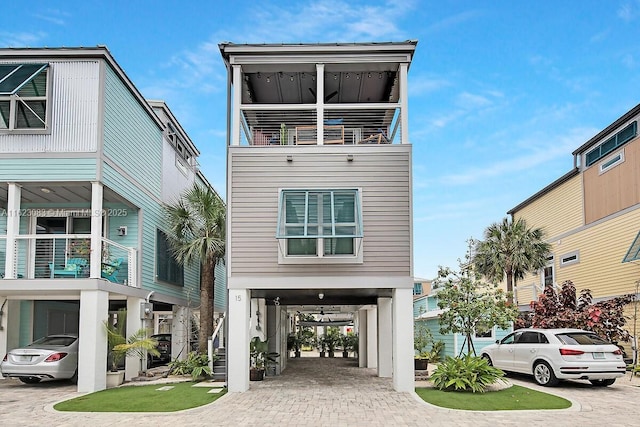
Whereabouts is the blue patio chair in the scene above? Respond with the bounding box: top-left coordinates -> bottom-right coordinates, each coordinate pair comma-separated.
48,258 -> 88,278
101,257 -> 124,283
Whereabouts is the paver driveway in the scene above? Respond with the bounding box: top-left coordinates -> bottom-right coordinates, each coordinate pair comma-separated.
1,357 -> 640,426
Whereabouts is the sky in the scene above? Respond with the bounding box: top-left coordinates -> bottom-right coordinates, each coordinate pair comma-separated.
3,1 -> 640,280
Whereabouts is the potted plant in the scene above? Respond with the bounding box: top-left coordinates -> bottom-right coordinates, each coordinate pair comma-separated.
324,328 -> 341,358
317,336 -> 327,358
249,336 -> 279,381
341,332 -> 358,358
104,309 -> 160,387
414,323 -> 432,371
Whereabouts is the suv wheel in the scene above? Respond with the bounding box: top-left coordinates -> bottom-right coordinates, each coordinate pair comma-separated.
533,361 -> 559,386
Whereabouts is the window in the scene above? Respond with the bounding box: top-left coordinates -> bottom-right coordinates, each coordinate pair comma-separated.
474,321 -> 494,339
413,282 -> 423,296
623,230 -> 640,263
599,150 -> 624,174
156,229 -> 183,286
276,189 -> 362,262
560,250 -> 580,267
585,121 -> 637,167
0,63 -> 49,131
542,255 -> 554,287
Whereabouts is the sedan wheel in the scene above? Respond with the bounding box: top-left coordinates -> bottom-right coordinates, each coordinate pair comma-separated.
533,361 -> 559,386
590,378 -> 616,387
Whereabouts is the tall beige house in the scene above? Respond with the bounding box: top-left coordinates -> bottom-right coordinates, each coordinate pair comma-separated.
219,41 -> 417,392
509,103 -> 640,330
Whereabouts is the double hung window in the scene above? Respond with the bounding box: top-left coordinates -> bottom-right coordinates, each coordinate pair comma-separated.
276,189 -> 363,262
0,63 -> 49,131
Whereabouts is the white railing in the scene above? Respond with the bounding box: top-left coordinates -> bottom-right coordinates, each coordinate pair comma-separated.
208,313 -> 226,372
0,234 -> 137,287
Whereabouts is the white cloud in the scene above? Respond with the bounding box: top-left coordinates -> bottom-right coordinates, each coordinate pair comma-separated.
0,31 -> 47,47
425,10 -> 481,34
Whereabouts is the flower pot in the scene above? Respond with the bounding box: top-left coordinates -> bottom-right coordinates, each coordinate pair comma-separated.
106,370 -> 124,388
320,351 -> 326,358
328,350 -> 335,358
250,368 -> 264,381
414,358 -> 429,371
294,350 -> 301,358
342,351 -> 349,358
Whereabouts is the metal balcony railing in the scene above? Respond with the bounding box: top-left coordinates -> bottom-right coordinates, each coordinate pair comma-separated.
0,234 -> 137,287
239,105 -> 402,146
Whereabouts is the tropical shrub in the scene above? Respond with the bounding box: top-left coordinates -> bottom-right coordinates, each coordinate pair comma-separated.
430,354 -> 505,393
168,351 -> 213,380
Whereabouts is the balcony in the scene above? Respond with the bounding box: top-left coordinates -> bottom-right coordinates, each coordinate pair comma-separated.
0,234 -> 137,287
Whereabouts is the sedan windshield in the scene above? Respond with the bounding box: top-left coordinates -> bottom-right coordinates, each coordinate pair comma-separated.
556,333 -> 609,345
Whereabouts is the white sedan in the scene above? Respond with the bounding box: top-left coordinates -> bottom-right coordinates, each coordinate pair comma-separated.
480,328 -> 626,386
1,335 -> 78,384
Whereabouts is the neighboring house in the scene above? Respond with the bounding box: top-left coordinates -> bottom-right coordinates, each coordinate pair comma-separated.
413,277 -> 431,299
0,47 -> 224,392
219,41 -> 417,392
508,103 -> 640,326
413,289 -> 512,358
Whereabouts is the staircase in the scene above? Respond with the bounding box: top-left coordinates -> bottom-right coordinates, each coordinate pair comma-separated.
212,347 -> 226,381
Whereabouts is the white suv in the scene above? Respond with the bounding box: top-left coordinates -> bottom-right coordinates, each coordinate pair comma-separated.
480,328 -> 626,386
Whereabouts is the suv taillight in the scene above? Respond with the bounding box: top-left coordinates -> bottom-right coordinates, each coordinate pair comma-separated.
2,354 -> 6,362
560,348 -> 584,356
613,349 -> 622,355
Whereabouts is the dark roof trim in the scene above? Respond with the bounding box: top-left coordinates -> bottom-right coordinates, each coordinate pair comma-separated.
0,46 -> 164,131
572,102 -> 640,155
507,167 -> 580,214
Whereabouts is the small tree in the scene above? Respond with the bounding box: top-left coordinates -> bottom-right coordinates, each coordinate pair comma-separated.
434,256 -> 519,356
525,280 -> 634,343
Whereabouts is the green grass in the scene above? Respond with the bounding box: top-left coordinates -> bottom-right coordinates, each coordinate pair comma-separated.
415,384 -> 571,411
54,381 -> 226,412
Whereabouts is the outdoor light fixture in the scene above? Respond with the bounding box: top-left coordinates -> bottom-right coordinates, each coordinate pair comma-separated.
318,293 -> 324,300
286,155 -> 293,162
347,154 -> 353,162
40,187 -> 51,193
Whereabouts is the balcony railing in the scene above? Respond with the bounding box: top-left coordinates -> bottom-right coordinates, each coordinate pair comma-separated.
0,234 -> 137,287
239,105 -> 402,146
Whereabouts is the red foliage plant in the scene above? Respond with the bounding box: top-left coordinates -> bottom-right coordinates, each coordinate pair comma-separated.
518,280 -> 634,343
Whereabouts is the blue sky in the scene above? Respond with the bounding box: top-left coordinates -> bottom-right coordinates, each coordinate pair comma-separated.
3,1 -> 640,279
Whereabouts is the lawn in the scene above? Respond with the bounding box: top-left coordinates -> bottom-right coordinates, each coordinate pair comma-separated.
54,381 -> 226,412
415,385 -> 571,411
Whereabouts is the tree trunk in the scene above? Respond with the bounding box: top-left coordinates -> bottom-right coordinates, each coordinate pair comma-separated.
506,271 -> 514,304
198,257 -> 215,353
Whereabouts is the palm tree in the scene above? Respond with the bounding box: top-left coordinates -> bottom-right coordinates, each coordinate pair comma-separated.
473,217 -> 550,303
164,184 -> 225,353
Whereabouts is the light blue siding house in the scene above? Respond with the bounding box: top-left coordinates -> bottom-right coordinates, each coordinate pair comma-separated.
414,292 -> 512,358
0,47 -> 224,392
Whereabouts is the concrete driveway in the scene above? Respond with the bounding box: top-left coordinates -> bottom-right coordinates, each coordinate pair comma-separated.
1,358 -> 640,426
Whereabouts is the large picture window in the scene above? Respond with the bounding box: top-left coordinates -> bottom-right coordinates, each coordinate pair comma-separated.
0,63 -> 49,131
156,229 -> 183,286
276,189 -> 363,262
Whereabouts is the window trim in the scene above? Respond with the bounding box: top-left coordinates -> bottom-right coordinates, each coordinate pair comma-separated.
0,63 -> 51,134
276,188 -> 364,264
560,250 -> 580,267
474,324 -> 495,340
598,149 -> 624,174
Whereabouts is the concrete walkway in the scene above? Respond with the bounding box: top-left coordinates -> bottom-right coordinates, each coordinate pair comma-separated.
2,357 -> 640,426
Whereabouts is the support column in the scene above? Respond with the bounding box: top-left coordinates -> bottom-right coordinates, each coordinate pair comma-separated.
316,63 -> 325,145
228,288 -> 250,392
377,298 -> 392,377
399,62 -> 409,144
5,183 -> 21,279
0,299 -> 21,378
125,297 -> 145,380
367,307 -> 377,368
358,309 -> 368,368
392,288 -> 414,392
90,182 -> 103,279
78,290 -> 109,392
172,305 -> 190,361
231,65 -> 242,146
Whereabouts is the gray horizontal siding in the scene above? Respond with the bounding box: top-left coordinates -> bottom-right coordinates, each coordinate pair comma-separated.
229,145 -> 411,277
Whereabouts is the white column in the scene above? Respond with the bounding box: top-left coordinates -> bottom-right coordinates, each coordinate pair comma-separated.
172,305 -> 190,361
90,182 -> 103,279
78,290 -> 109,392
392,288 -> 414,392
399,62 -> 409,144
4,183 -> 21,279
231,65 -> 242,146
0,300 -> 21,378
358,309 -> 368,368
377,298 -> 392,377
316,63 -> 325,145
367,307 -> 377,368
125,297 -> 145,380
228,288 -> 250,392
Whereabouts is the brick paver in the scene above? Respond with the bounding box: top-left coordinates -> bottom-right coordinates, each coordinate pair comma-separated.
2,356 -> 640,426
